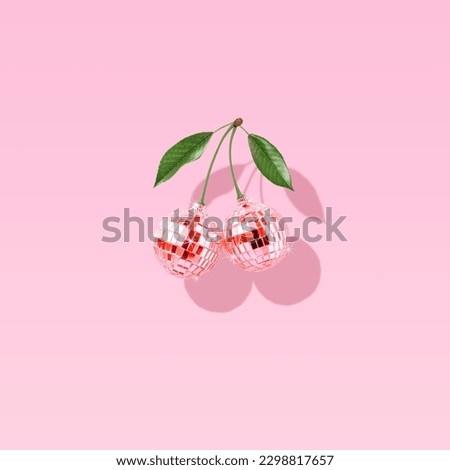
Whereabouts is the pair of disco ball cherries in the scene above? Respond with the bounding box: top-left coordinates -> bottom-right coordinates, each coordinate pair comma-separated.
153,118 -> 294,280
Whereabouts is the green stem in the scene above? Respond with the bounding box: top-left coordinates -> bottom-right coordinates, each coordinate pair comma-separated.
198,125 -> 234,205
213,122 -> 232,133
239,125 -> 249,135
228,127 -> 244,199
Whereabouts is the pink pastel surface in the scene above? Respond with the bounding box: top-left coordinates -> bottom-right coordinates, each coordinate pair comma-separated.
1,0 -> 450,449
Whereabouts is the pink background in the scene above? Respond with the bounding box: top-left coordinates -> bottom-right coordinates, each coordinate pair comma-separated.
1,1 -> 450,449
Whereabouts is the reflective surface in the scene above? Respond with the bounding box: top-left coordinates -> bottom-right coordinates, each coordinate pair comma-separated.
154,203 -> 221,280
223,197 -> 288,272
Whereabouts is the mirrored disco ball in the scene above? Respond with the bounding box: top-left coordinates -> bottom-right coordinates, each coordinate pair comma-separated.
223,197 -> 288,272
154,203 -> 221,280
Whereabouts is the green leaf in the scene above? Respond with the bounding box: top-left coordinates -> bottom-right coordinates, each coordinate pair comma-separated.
154,132 -> 213,187
248,134 -> 294,190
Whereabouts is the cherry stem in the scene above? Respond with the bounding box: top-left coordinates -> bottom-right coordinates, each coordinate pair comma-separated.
228,126 -> 244,200
213,122 -> 232,133
198,124 -> 234,205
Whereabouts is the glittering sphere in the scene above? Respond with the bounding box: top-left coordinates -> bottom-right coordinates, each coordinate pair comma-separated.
154,203 -> 221,280
223,197 -> 288,272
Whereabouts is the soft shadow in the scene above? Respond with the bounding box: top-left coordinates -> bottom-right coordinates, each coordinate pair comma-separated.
185,165 -> 323,312
254,241 -> 321,305
185,256 -> 253,313
288,169 -> 324,220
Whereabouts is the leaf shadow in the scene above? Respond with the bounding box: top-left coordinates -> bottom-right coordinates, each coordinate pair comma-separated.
288,168 -> 324,220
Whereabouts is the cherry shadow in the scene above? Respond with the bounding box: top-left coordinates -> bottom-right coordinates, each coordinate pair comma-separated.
185,256 -> 253,313
254,241 -> 320,305
185,165 -> 322,312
